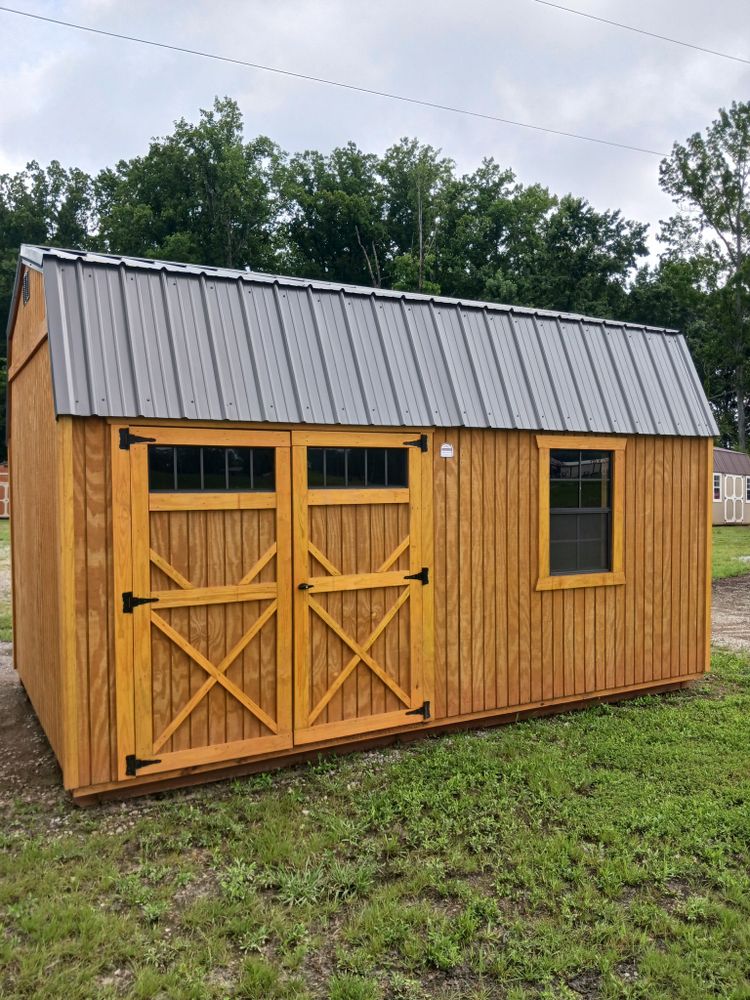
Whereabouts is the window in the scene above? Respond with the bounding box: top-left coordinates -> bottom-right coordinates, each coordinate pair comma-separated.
536,435 -> 626,591
549,450 -> 611,574
307,447 -> 408,488
713,474 -> 722,502
746,477 -> 750,503
148,445 -> 275,491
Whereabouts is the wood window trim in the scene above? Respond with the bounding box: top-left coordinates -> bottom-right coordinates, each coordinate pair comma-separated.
536,434 -> 626,592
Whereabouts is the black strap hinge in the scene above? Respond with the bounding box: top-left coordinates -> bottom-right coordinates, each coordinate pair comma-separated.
119,428 -> 157,450
403,434 -> 428,452
125,753 -> 162,776
122,591 -> 159,614
405,566 -> 429,585
406,700 -> 431,720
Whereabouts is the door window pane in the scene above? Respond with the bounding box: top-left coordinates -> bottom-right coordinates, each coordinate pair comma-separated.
149,446 -> 175,490
251,449 -> 274,490
149,445 -> 274,492
203,447 -> 227,490
175,446 -> 202,490
307,447 -> 410,488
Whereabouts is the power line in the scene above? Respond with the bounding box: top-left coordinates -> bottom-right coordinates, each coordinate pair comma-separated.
0,4 -> 668,157
533,0 -> 750,66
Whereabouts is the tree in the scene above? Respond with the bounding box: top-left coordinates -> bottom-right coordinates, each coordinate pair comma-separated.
96,97 -> 283,270
659,101 -> 750,449
279,142 -> 387,285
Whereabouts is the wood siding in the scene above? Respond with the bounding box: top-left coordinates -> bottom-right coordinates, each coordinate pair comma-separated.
58,422 -> 710,794
8,272 -> 65,766
432,430 -> 710,719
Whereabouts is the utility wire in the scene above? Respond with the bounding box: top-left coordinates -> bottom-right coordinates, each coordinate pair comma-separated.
0,4 -> 668,157
533,0 -> 750,66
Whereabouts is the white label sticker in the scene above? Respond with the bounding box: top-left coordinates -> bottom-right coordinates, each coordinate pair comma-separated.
440,443 -> 454,459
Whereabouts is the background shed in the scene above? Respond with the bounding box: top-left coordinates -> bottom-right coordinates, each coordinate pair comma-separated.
712,447 -> 750,525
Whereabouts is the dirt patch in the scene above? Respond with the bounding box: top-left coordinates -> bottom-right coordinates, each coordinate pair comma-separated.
0,642 -> 63,808
712,576 -> 750,652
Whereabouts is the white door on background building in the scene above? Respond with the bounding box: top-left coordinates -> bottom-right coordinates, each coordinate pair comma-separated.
724,475 -> 744,523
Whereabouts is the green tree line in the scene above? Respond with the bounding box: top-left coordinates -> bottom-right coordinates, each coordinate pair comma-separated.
2,97 -> 748,450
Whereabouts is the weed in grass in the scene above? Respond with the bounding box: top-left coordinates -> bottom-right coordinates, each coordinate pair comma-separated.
328,972 -> 382,1000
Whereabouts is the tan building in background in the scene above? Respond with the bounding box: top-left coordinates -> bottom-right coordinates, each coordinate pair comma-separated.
712,447 -> 750,525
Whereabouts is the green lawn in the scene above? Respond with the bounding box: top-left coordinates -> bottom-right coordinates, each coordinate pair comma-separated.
1,528 -> 750,998
713,525 -> 750,580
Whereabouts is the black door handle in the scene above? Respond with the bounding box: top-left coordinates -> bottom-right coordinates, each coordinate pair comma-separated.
298,582 -> 313,591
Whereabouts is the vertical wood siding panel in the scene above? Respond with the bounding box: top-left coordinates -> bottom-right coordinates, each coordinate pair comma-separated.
529,436 -> 543,704
643,438 -> 655,681
652,438 -> 664,681
482,433 -> 497,709
72,422 -> 92,787
495,433 -> 509,708
506,434 -> 520,706
517,434 -> 531,705
634,438 -> 645,685
661,440 -> 673,680
444,430 -> 460,716
433,435 -> 447,719
459,431 -> 473,715
471,432 -> 485,712
671,440 -> 683,677
624,435 -> 636,687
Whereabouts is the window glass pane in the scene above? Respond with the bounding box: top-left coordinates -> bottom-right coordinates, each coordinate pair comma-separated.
550,540 -> 578,574
325,449 -> 347,486
580,451 -> 610,479
308,448 -> 325,487
252,448 -> 275,491
346,448 -> 366,488
580,479 -> 609,509
149,446 -> 175,490
226,448 -> 252,490
578,534 -> 609,572
366,449 -> 386,487
550,450 -> 579,480
550,481 -> 580,508
550,512 -> 577,542
176,446 -> 202,490
203,447 -> 227,490
386,449 -> 408,487
577,512 -> 607,541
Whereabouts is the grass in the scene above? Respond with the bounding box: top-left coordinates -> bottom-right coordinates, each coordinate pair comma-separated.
1,526 -> 750,997
1,651 -> 750,998
712,525 -> 750,580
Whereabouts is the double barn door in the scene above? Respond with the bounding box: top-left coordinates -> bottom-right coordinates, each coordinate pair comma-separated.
113,427 -> 430,780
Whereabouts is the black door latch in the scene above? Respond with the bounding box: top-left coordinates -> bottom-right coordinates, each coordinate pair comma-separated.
298,582 -> 314,591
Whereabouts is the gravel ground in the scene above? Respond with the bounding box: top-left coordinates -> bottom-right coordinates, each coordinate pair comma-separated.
711,574 -> 750,653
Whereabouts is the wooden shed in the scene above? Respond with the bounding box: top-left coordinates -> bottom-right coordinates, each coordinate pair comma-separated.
7,245 -> 717,801
712,447 -> 750,525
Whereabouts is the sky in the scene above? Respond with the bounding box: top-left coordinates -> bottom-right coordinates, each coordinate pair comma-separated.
0,0 -> 748,258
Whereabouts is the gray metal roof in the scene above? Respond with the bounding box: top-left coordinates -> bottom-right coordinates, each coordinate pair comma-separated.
18,244 -> 718,437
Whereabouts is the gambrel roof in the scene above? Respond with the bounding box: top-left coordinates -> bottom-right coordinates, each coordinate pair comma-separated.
14,244 -> 718,437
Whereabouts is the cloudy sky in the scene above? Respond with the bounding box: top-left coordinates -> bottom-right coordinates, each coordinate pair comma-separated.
1,0 -> 748,255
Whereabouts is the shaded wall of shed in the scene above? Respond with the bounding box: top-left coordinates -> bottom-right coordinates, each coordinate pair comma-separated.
8,271 -> 65,765
432,430 -> 710,718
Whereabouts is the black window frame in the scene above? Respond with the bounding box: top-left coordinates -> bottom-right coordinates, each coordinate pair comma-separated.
148,445 -> 276,492
307,447 -> 408,489
549,448 -> 613,576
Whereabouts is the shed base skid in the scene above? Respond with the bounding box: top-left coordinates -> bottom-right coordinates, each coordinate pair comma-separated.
71,674 -> 702,804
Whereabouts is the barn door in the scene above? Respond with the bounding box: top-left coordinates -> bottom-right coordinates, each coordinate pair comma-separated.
292,431 -> 431,744
115,426 -> 293,779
